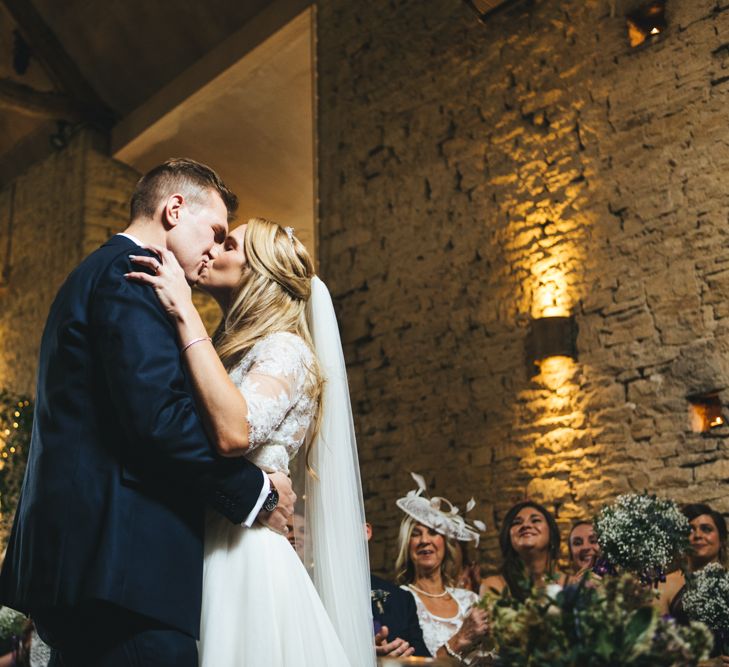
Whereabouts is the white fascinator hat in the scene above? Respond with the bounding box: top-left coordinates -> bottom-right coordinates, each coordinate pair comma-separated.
396,472 -> 486,546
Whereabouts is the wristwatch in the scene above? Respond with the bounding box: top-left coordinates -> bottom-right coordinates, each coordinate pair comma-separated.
262,483 -> 279,512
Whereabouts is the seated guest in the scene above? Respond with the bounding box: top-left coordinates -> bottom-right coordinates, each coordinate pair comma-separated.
656,503 -> 728,661
366,523 -> 430,658
286,512 -> 307,562
395,474 -> 489,662
567,520 -> 600,574
454,540 -> 482,593
480,501 -> 568,600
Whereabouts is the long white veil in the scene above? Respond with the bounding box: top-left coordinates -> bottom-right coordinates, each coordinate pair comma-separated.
305,276 -> 376,667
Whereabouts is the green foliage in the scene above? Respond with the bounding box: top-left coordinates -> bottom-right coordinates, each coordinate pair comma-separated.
0,391 -> 33,545
479,574 -> 713,666
0,606 -> 26,641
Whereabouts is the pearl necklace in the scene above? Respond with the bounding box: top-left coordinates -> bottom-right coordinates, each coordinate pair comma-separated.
408,583 -> 450,598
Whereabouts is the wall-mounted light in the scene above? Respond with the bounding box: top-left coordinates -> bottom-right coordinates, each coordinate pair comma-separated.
688,391 -> 726,434
626,1 -> 667,48
525,315 -> 578,376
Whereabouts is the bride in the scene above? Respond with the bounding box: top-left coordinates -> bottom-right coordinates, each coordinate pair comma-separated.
126,217 -> 375,666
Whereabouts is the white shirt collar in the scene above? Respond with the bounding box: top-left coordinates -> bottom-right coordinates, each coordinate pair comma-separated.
117,232 -> 143,247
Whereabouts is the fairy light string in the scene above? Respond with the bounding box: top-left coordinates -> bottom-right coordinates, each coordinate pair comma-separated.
0,392 -> 33,544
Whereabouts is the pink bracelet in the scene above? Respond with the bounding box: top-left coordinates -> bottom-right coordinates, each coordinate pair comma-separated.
181,336 -> 212,354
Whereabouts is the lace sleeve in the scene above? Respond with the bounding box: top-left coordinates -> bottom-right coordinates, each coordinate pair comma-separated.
239,334 -> 312,450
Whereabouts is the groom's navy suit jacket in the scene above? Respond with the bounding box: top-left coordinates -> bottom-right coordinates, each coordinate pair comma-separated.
371,575 -> 430,657
0,235 -> 264,637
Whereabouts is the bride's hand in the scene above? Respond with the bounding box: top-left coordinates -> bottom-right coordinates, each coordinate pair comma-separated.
125,245 -> 194,321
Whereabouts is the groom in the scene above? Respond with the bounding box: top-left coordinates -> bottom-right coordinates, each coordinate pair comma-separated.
0,158 -> 294,666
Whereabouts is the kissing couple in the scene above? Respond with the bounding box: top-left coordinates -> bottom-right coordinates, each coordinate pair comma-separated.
0,158 -> 376,666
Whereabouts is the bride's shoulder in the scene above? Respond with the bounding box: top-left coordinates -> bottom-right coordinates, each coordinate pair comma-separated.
257,331 -> 312,355
251,331 -> 315,369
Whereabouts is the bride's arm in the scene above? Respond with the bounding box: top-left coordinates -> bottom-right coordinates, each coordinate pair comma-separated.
176,304 -> 252,457
126,248 -> 251,456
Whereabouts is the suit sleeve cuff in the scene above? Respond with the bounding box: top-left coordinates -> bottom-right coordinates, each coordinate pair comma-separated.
241,470 -> 270,527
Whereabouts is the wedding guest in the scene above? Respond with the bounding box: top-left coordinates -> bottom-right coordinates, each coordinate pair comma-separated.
657,503 -> 727,616
567,520 -> 600,574
454,540 -> 482,593
395,473 -> 489,663
657,502 -> 729,661
480,501 -> 567,601
286,512 -> 306,561
366,523 -> 430,659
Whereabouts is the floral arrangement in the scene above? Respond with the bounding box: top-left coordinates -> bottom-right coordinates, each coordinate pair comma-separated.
594,493 -> 690,584
479,574 -> 713,666
682,563 -> 729,653
0,606 -> 26,641
0,392 -> 33,546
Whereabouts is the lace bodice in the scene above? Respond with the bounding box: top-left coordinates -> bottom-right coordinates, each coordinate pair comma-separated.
401,586 -> 479,658
229,331 -> 317,474
30,627 -> 51,667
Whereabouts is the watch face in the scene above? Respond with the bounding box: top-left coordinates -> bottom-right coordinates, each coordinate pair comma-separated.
263,488 -> 279,512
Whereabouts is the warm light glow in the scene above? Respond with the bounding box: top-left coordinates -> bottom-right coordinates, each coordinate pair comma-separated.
533,282 -> 571,318
536,355 -> 577,391
688,396 -> 725,433
529,243 -> 578,319
650,27 -> 660,34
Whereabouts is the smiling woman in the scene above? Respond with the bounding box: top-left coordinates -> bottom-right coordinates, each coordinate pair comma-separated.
654,503 -> 729,660
656,503 -> 728,618
480,501 -> 567,602
393,475 -> 490,662
567,520 -> 600,574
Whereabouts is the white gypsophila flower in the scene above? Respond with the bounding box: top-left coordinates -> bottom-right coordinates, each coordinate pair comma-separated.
594,493 -> 690,575
683,563 -> 729,631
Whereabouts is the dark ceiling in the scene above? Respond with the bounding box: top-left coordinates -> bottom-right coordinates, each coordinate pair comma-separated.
0,0 -> 277,183
30,0 -> 274,116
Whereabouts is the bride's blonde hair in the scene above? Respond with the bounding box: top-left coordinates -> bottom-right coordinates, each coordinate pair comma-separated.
214,217 -> 323,459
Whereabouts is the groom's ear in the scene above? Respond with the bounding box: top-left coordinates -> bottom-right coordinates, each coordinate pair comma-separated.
162,193 -> 185,228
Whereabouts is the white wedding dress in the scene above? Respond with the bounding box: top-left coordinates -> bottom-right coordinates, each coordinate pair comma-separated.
198,331 -> 352,666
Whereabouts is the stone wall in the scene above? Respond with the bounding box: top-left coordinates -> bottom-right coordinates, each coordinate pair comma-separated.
316,0 -> 729,574
0,129 -> 138,393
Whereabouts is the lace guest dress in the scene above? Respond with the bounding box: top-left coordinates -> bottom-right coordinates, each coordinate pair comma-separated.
401,586 -> 479,658
198,332 -> 351,666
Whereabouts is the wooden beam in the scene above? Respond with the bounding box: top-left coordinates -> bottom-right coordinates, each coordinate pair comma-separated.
1,0 -> 114,127
0,77 -> 79,120
113,0 -> 313,154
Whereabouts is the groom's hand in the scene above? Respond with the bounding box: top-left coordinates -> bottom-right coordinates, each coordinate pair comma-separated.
375,626 -> 415,658
258,472 -> 296,534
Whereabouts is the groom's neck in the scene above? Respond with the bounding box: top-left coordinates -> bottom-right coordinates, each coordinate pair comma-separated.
123,219 -> 168,247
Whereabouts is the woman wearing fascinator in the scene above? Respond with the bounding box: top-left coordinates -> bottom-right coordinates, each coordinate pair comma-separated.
394,473 -> 491,663
126,217 -> 375,666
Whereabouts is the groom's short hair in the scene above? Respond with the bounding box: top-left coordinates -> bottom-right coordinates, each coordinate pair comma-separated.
130,158 -> 238,222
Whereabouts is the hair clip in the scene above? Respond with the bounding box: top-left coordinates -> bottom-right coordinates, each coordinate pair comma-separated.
284,226 -> 295,241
